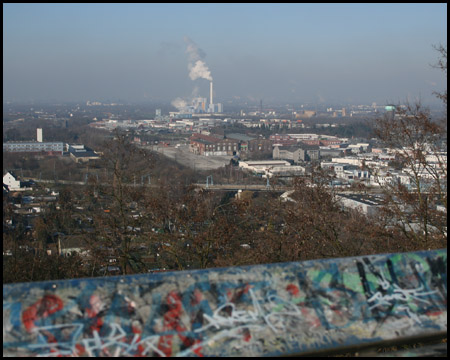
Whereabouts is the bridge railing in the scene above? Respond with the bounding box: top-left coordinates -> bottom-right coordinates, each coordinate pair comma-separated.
3,249 -> 447,357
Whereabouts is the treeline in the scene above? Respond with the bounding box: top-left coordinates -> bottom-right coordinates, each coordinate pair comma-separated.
4,141 -> 446,283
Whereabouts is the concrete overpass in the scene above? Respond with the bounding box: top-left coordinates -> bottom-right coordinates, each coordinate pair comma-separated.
194,183 -> 289,191
25,178 -> 411,195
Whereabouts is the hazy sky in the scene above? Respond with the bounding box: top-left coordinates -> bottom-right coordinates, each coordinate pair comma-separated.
3,3 -> 447,105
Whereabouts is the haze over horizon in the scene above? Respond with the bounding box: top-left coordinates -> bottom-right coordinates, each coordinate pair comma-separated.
3,3 -> 447,106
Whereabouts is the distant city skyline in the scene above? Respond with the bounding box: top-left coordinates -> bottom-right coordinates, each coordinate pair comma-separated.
3,3 -> 447,105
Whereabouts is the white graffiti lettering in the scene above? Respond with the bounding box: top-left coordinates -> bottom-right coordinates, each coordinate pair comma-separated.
367,279 -> 437,324
27,323 -> 84,357
194,288 -> 302,334
27,322 -> 167,357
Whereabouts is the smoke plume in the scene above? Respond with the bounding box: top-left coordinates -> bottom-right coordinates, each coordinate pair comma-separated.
184,37 -> 213,81
171,97 -> 188,111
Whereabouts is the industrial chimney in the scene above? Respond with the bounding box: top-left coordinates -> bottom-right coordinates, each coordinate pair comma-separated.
210,81 -> 213,106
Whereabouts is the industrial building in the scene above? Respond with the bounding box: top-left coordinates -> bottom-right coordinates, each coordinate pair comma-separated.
3,128 -> 64,155
3,141 -> 64,155
66,144 -> 100,163
174,81 -> 223,115
336,194 -> 383,217
189,133 -> 239,156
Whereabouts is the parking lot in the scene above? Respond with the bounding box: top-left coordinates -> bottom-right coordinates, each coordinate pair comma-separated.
150,144 -> 232,171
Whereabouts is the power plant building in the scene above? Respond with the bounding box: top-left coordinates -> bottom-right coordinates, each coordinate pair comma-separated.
174,81 -> 223,115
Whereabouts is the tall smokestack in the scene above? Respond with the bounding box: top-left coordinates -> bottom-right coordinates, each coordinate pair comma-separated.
210,81 -> 213,106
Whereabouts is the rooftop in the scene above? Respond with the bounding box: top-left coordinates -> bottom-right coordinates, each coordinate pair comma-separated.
337,193 -> 384,206
225,133 -> 256,142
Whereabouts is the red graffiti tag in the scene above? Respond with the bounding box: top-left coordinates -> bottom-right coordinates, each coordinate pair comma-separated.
286,283 -> 321,328
157,291 -> 203,357
22,294 -> 64,332
86,294 -> 104,333
286,284 -> 300,296
227,284 -> 251,303
191,288 -> 203,306
131,322 -> 145,357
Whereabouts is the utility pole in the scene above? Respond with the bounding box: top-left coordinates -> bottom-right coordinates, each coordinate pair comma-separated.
206,175 -> 213,189
266,167 -> 273,189
57,236 -> 61,256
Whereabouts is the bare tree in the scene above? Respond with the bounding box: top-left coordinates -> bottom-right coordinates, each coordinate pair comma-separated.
82,129 -> 156,276
432,44 -> 447,108
372,45 -> 447,248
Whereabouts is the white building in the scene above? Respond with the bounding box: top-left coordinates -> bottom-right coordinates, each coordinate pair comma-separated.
370,172 -> 398,187
267,165 -> 305,178
3,141 -> 64,154
332,157 -> 363,167
239,160 -> 290,175
37,128 -> 43,142
3,171 -> 22,191
336,194 -> 383,216
287,134 -> 319,141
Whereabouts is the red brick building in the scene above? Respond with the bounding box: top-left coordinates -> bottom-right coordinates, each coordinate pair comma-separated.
190,133 -> 239,156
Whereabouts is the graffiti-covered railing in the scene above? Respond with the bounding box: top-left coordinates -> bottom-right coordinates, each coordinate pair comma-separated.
3,249 -> 447,357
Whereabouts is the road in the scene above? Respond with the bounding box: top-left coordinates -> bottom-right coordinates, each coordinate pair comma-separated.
28,174 -> 387,195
